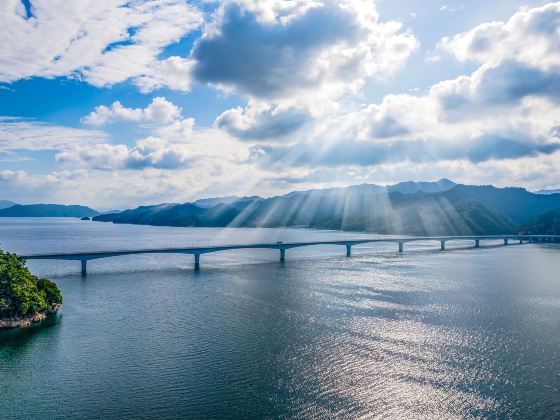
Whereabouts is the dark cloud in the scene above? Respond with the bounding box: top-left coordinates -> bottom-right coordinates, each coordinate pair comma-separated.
370,116 -> 410,138
215,106 -> 311,141
124,149 -> 195,170
191,3 -> 365,98
476,61 -> 560,104
435,60 -> 560,121
253,134 -> 560,168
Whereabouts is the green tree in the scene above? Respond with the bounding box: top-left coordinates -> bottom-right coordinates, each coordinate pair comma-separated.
0,249 -> 62,318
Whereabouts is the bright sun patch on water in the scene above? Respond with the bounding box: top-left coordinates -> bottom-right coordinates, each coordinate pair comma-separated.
1,219 -> 559,418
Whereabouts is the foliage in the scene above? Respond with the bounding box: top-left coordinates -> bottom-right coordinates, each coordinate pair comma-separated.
0,249 -> 62,318
520,210 -> 560,235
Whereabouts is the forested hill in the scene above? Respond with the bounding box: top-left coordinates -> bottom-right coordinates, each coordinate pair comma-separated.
520,210 -> 560,235
0,204 -> 99,218
92,182 -> 560,236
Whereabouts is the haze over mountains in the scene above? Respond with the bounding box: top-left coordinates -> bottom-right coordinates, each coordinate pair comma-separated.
92,180 -> 560,236
0,200 -> 17,210
0,204 -> 98,218
2,179 -> 560,235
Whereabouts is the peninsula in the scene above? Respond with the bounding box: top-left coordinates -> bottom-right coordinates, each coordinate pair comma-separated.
0,249 -> 63,329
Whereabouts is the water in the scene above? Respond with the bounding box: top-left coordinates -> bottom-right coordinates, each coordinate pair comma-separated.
0,218 -> 559,418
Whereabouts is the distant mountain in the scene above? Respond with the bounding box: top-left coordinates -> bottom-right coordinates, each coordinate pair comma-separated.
519,210 -> 560,235
388,178 -> 456,194
194,195 -> 263,208
444,185 -> 560,225
0,204 -> 99,218
92,181 -> 560,236
535,189 -> 560,195
0,200 -> 17,210
98,209 -> 123,215
282,178 -> 455,199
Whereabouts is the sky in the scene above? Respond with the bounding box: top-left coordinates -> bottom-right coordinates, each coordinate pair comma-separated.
1,0 -> 560,208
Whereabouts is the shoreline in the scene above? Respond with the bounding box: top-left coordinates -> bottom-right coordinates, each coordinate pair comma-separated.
0,305 -> 60,329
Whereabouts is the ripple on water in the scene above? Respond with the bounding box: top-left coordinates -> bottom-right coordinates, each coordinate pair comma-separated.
0,222 -> 559,418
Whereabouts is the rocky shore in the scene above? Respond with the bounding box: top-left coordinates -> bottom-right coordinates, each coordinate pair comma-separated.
0,305 -> 60,329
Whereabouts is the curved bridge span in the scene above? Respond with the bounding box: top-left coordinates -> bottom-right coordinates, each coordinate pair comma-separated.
23,234 -> 560,275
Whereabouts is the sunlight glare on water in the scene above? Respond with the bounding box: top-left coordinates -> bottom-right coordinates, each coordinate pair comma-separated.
0,218 -> 559,418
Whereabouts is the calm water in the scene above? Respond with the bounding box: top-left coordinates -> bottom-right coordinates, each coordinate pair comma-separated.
0,218 -> 559,419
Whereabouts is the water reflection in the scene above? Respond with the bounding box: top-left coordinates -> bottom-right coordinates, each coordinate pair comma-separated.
0,220 -> 559,418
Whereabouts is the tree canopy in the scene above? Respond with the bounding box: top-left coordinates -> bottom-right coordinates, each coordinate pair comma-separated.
0,249 -> 62,319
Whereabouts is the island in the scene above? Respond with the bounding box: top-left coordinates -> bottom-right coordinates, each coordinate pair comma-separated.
0,249 -> 63,329
81,216 -> 91,221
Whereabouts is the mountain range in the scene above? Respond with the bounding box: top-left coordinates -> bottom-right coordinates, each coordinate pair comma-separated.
520,210 -> 560,235
0,200 -> 17,210
3,179 -> 560,235
92,180 -> 560,236
0,204 -> 99,218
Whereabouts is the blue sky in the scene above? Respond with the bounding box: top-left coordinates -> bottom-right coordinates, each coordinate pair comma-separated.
1,0 -> 559,208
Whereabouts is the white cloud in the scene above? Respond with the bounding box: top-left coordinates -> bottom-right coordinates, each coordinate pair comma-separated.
440,5 -> 464,13
156,118 -> 195,141
215,101 -> 312,141
192,0 -> 418,100
82,97 -> 181,126
55,137 -> 198,170
0,116 -> 109,152
0,0 -> 202,89
5,1 -> 560,207
133,56 -> 193,93
0,168 -> 88,189
439,2 -> 560,69
64,98 -> 242,172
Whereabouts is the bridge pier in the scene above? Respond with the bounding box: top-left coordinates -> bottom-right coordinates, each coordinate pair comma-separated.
440,241 -> 446,251
346,245 -> 351,257
81,260 -> 87,276
519,239 -> 523,244
194,254 -> 200,270
280,249 -> 286,263
475,240 -> 480,248
504,239 -> 509,245
398,242 -> 404,252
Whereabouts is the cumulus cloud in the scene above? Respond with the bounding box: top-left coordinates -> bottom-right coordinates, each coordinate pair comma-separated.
191,0 -> 417,99
155,117 -> 195,141
431,61 -> 560,120
252,132 -> 560,169
0,169 -> 28,184
5,1 -> 560,206
0,0 -> 201,89
68,98 -> 200,169
133,56 -> 193,93
247,2 -> 557,173
215,102 -> 311,141
432,3 -> 560,119
56,137 -> 197,170
440,2 -> 560,68
82,97 -> 181,126
65,98 -> 244,172
0,168 -> 88,188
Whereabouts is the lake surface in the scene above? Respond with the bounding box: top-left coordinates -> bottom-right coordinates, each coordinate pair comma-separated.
1,218 -> 559,419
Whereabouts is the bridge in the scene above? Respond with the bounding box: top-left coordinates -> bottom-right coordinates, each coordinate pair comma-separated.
22,234 -> 559,275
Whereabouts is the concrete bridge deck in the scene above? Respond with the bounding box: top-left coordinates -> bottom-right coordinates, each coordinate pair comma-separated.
22,234 -> 560,274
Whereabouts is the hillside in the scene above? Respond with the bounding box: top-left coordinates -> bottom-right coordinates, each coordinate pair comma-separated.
520,210 -> 560,235
0,200 -> 17,210
444,185 -> 560,225
93,181 -> 546,235
0,204 -> 99,218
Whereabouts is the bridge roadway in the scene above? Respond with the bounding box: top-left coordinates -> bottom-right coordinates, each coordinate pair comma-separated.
22,234 -> 559,275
